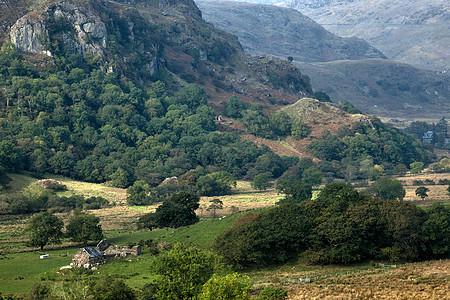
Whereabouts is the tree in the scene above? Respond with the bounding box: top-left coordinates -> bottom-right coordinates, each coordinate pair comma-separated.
169,191 -> 200,212
252,173 -> 269,191
291,118 -> 309,140
409,161 -> 424,174
277,179 -> 312,203
26,212 -> 64,250
66,213 -> 103,246
302,183 -> 385,264
421,204 -> 450,258
301,166 -> 322,187
197,172 -> 236,196
225,95 -> 246,119
137,213 -> 158,230
379,200 -> 427,261
176,84 -> 207,110
269,111 -> 291,136
208,199 -> 223,218
213,203 -> 309,267
109,168 -> 131,188
415,186 -> 429,200
127,180 -> 152,206
153,243 -> 218,299
199,273 -> 252,300
368,177 -> 406,201
0,141 -> 23,172
153,201 -> 198,228
312,91 -> 331,103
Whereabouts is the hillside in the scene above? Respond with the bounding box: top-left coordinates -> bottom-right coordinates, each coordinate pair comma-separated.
195,1 -> 450,119
298,59 -> 450,118
279,0 -> 450,72
3,0 -> 312,106
0,0 -> 429,189
196,1 -> 385,62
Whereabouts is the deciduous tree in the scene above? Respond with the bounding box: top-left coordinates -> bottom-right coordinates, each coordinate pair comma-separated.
368,176 -> 406,201
27,211 -> 64,250
153,243 -> 218,299
415,186 -> 429,200
66,212 -> 103,246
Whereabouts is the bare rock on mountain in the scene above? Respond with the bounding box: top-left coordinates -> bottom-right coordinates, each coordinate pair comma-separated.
10,1 -> 107,58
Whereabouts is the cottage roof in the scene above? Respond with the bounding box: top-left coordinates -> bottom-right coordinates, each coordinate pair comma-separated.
422,131 -> 433,139
84,247 -> 103,258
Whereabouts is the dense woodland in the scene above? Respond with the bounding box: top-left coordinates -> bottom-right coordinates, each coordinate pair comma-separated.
0,41 -> 435,215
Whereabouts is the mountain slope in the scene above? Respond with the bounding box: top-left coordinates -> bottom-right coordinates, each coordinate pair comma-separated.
196,1 -> 450,119
298,59 -> 450,118
6,0 -> 314,107
197,1 -> 385,63
279,0 -> 450,72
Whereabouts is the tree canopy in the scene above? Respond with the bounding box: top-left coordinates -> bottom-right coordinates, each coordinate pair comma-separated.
66,213 -> 103,246
26,212 -> 64,250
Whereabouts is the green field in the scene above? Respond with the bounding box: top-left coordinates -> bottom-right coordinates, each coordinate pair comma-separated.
0,212 -> 245,294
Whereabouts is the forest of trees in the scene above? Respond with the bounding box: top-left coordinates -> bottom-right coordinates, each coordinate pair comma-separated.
214,183 -> 450,267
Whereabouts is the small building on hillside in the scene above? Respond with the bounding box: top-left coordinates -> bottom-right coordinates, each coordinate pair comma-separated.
422,131 -> 433,144
103,244 -> 141,257
72,247 -> 105,268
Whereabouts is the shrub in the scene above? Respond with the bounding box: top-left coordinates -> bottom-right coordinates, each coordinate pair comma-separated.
424,179 -> 435,185
412,180 -> 424,186
257,286 -> 288,300
153,244 -> 218,299
199,273 -> 252,300
438,179 -> 450,185
88,276 -> 136,300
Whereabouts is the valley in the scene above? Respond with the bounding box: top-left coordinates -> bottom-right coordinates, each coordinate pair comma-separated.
0,0 -> 448,299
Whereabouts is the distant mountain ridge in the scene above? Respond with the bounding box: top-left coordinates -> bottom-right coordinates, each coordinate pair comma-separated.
279,0 -> 450,71
197,1 -> 450,118
197,1 -> 386,63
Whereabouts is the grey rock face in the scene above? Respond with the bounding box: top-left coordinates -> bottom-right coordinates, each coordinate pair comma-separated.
10,1 -> 107,58
10,15 -> 51,56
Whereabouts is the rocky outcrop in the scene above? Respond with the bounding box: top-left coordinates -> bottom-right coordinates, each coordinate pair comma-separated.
10,16 -> 51,56
10,1 -> 107,58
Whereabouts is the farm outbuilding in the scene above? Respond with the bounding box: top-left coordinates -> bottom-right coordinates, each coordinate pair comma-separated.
71,247 -> 105,268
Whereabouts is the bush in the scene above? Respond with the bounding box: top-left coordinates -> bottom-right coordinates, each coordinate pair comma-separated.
127,180 -> 153,206
257,286 -> 288,300
424,179 -> 435,185
88,276 -> 136,300
199,273 -> 252,300
153,243 -> 218,299
438,179 -> 450,185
